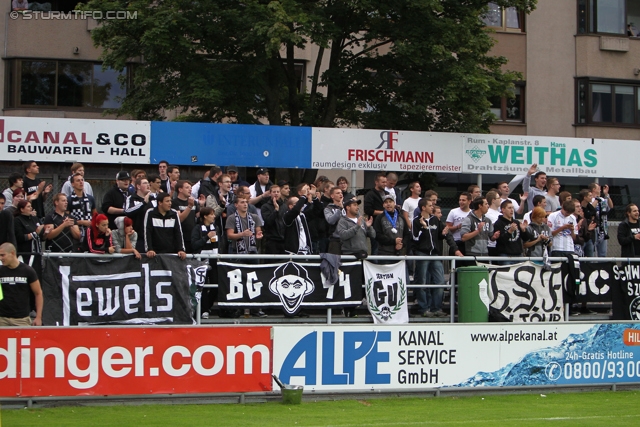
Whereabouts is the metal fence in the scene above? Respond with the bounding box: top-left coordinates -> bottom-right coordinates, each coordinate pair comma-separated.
40,252 -> 621,325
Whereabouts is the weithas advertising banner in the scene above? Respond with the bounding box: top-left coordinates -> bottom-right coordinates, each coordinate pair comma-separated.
462,134 -> 598,177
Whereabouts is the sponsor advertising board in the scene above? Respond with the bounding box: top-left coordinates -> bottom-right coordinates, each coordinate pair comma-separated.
311,128 -> 462,172
462,134 -> 598,177
0,117 -> 150,163
273,323 -> 640,391
0,326 -> 272,397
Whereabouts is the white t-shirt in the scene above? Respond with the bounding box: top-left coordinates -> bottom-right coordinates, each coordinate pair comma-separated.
446,207 -> 471,241
547,210 -> 577,253
402,197 -> 421,222
485,208 -> 500,248
249,183 -> 268,198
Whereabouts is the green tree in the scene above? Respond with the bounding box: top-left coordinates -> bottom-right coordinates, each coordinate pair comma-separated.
82,0 -> 536,132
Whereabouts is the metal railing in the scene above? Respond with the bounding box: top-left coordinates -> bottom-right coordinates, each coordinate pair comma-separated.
40,252 -> 626,325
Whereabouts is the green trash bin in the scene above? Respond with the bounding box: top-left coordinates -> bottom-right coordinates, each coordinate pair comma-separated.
457,266 -> 490,322
281,385 -> 303,404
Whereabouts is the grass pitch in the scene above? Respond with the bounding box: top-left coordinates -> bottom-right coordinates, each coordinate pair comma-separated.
2,391 -> 638,427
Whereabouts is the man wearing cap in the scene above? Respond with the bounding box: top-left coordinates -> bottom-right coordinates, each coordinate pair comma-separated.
373,194 -> 410,256
226,165 -> 249,192
102,171 -> 131,229
249,168 -> 273,209
337,198 -> 374,257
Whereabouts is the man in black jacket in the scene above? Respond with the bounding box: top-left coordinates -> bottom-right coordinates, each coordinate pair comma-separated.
494,200 -> 530,265
283,184 -> 322,255
102,171 -> 131,229
364,172 -> 389,255
412,198 -> 462,317
144,192 -> 186,259
373,194 -> 410,256
618,203 -> 640,258
261,185 -> 285,254
125,177 -> 153,251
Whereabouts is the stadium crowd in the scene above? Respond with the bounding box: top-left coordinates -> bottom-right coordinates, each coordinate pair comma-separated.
0,160 -> 635,326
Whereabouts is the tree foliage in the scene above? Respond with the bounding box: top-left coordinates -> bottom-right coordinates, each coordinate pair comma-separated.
82,0 -> 536,132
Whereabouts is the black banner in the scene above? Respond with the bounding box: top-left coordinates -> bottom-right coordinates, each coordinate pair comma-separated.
42,255 -> 208,325
218,261 -> 363,315
570,261 -> 614,303
612,262 -> 640,320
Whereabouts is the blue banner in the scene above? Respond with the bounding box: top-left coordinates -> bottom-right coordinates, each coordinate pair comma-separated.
150,122 -> 311,168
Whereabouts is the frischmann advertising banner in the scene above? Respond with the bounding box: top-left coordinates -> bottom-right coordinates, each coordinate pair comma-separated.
462,134 -> 598,177
273,323 -> 640,391
311,128 -> 463,173
0,117 -> 150,163
0,326 -> 272,397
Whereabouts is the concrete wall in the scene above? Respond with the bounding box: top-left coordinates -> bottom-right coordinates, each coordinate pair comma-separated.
525,0 -> 577,137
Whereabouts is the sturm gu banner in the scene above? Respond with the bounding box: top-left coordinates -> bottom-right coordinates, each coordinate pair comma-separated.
0,117 -> 150,163
42,255 -> 208,325
273,323 -> 640,391
363,260 -> 409,324
218,261 -> 363,315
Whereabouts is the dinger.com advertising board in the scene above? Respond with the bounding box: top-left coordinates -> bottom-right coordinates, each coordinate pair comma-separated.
272,323 -> 640,391
0,326 -> 272,397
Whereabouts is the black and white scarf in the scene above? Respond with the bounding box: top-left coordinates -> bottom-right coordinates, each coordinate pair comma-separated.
234,213 -> 257,254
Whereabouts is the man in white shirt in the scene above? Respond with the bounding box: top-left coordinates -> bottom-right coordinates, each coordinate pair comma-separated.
485,190 -> 501,257
446,192 -> 471,255
497,181 -> 525,216
402,181 -> 421,230
547,200 -> 577,256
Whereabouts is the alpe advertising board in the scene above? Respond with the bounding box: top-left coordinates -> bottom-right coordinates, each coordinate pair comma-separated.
273,323 -> 640,391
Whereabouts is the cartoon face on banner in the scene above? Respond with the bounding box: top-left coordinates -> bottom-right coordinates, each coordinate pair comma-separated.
269,262 -> 315,314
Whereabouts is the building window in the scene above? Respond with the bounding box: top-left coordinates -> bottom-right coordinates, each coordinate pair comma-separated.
13,1 -> 82,13
482,2 -> 524,32
6,59 -> 127,109
578,0 -> 639,35
577,78 -> 640,125
490,85 -> 525,123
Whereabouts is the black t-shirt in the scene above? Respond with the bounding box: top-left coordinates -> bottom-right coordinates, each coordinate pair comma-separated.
0,262 -> 39,318
172,198 -> 198,242
23,175 -> 45,218
43,212 -> 77,253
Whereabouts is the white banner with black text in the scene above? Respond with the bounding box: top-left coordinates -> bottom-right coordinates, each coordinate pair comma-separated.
363,261 -> 409,324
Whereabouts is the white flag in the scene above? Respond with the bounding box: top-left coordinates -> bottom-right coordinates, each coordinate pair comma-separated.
363,260 -> 409,324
